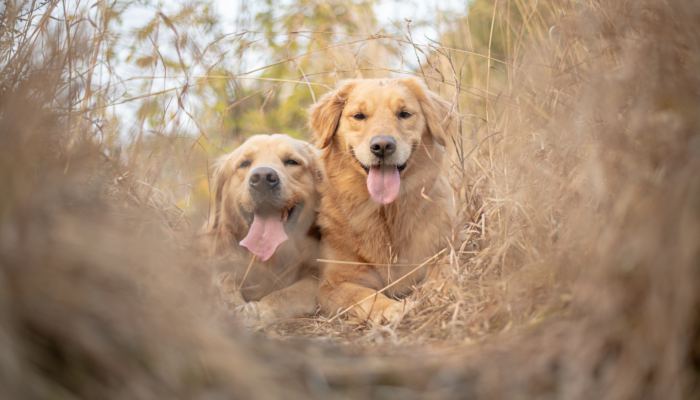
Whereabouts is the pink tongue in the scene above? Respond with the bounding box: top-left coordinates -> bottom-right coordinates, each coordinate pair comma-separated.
239,214 -> 288,262
367,166 -> 401,204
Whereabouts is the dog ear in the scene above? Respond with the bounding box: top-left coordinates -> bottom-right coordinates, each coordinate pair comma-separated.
309,80 -> 357,149
204,152 -> 249,254
205,155 -> 232,233
300,142 -> 325,183
400,77 -> 457,147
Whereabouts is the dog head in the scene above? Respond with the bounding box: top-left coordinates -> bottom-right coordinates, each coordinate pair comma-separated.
310,78 -> 455,204
205,134 -> 322,261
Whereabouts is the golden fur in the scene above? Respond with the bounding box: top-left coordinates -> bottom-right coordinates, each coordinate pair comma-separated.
203,134 -> 322,324
310,78 -> 457,323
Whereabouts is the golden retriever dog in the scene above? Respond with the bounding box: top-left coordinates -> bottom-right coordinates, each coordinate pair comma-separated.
309,78 -> 457,323
203,134 -> 322,324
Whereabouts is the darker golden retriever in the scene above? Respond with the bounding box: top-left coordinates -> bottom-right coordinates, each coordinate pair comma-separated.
310,78 -> 457,323
203,134 -> 322,324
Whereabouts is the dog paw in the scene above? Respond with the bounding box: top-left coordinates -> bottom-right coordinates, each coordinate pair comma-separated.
215,273 -> 246,309
362,299 -> 415,325
380,299 -> 415,324
234,301 -> 275,328
381,300 -> 412,324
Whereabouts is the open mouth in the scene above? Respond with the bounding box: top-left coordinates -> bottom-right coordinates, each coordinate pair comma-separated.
350,147 -> 408,175
282,203 -> 299,224
348,147 -> 411,205
358,162 -> 407,174
242,202 -> 298,225
239,201 -> 301,262
282,205 -> 293,222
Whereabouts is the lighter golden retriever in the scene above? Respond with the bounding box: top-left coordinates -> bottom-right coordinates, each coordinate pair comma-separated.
203,134 -> 322,324
310,78 -> 456,323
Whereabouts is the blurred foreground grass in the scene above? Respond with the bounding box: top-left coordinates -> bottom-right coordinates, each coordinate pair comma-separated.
0,0 -> 698,398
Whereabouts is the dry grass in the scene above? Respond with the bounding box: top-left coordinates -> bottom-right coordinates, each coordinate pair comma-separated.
1,0 -> 699,398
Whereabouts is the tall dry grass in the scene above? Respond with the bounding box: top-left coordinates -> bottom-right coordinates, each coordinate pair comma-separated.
0,0 -> 698,398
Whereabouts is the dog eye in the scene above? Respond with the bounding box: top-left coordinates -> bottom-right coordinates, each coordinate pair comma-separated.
238,160 -> 251,169
283,158 -> 300,166
397,110 -> 412,119
352,113 -> 366,121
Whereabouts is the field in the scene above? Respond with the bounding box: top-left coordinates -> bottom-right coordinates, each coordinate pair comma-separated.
1,0 -> 698,398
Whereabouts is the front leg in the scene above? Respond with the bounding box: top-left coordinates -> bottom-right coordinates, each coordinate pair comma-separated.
319,261 -> 410,324
237,276 -> 318,325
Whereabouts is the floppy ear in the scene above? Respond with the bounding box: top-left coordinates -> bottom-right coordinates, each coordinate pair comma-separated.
400,77 -> 457,147
299,142 -> 324,184
309,81 -> 357,148
200,155 -> 238,255
205,155 -> 231,233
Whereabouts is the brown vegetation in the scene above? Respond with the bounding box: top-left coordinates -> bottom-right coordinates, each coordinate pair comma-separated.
0,0 -> 698,398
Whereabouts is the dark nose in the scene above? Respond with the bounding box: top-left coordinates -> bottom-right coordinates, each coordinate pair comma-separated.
369,135 -> 397,158
249,167 -> 279,190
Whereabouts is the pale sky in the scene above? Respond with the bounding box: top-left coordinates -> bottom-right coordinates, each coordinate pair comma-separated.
112,0 -> 468,140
